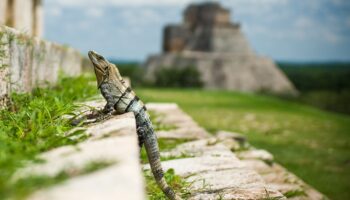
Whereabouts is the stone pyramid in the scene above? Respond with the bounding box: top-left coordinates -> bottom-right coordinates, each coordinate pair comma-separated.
144,2 -> 297,95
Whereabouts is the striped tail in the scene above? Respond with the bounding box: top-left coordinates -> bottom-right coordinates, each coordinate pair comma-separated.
143,127 -> 182,200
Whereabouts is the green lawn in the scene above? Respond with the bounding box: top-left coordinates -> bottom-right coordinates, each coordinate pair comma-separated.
136,88 -> 350,200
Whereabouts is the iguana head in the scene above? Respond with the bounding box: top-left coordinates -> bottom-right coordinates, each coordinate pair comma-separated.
88,50 -> 136,114
88,50 -> 124,88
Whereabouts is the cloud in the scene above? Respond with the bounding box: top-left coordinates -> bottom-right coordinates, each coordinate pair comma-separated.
330,0 -> 350,6
46,7 -> 62,17
85,8 -> 104,18
346,17 -> 350,27
120,9 -> 162,26
323,31 -> 341,44
294,17 -> 314,29
48,0 -> 290,8
46,0 -> 194,7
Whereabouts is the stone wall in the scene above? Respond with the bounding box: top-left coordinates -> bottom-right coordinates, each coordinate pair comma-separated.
162,25 -> 189,52
184,2 -> 231,29
0,0 -> 43,37
145,51 -> 297,95
210,26 -> 253,54
0,26 -> 82,106
164,2 -> 241,53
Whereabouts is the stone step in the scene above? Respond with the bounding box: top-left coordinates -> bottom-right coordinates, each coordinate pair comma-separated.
146,103 -> 211,139
145,103 -> 325,200
15,100 -> 146,200
215,130 -> 326,200
148,137 -> 285,200
239,154 -> 325,200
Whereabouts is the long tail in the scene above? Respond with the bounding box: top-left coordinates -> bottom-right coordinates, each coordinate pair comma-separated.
143,128 -> 182,200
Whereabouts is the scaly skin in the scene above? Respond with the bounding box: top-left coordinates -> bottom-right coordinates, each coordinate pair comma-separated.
88,51 -> 181,200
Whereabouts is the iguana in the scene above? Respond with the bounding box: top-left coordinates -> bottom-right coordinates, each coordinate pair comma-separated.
88,51 -> 182,200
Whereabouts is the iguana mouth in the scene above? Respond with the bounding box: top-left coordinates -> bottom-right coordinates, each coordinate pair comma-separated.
88,50 -> 107,88
88,51 -> 99,65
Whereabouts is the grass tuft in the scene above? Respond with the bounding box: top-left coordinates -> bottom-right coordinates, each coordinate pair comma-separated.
0,74 -> 97,199
144,168 -> 191,200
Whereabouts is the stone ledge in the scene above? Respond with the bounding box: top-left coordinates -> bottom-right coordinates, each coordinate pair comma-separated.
144,103 -> 326,199
14,100 -> 145,200
146,103 -> 211,139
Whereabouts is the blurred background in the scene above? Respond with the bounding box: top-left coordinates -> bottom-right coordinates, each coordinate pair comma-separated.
45,0 -> 350,62
43,0 -> 350,115
1,0 -> 350,199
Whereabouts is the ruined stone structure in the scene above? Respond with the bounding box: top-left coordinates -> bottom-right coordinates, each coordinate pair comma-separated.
0,26 -> 82,107
145,2 -> 297,95
0,0 -> 43,37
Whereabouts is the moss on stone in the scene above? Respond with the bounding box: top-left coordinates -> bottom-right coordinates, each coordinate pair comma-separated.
148,110 -> 177,131
283,189 -> 306,198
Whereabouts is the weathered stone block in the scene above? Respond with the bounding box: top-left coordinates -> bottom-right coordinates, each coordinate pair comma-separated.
145,52 -> 298,95
14,105 -> 145,200
0,27 -> 10,105
146,103 -> 211,139
163,25 -> 189,52
60,46 -> 82,76
0,26 -> 83,107
0,0 -> 43,37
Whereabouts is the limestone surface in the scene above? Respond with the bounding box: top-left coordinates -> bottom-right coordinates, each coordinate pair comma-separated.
0,26 -> 82,107
16,100 -> 146,200
147,145 -> 285,199
144,103 -> 326,199
146,103 -> 211,139
0,0 -> 43,37
15,100 -> 325,200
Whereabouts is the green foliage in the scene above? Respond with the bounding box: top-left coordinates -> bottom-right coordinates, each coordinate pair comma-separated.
109,62 -> 203,88
144,168 -> 191,200
296,90 -> 350,114
278,62 -> 350,114
0,74 -> 98,199
110,62 -> 145,86
278,62 -> 350,92
136,88 -> 350,200
154,66 -> 203,88
283,190 -> 306,198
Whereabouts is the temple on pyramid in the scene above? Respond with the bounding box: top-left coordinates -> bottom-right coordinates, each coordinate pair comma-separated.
144,2 -> 297,95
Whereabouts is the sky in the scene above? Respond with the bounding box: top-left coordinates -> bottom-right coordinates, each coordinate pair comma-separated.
44,0 -> 350,62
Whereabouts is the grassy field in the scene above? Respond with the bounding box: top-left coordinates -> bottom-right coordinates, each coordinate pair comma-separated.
136,88 -> 350,200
